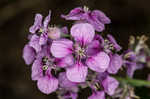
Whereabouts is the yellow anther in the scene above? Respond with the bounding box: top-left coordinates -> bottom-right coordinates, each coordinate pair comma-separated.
42,65 -> 48,70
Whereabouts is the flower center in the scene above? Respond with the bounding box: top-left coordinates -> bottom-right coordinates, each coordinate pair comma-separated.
83,6 -> 89,12
74,44 -> 86,59
104,39 -> 114,51
42,56 -> 55,70
42,65 -> 48,70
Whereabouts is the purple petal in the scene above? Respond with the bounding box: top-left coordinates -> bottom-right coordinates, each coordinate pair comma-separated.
86,52 -> 110,72
107,54 -> 123,74
29,14 -> 43,33
86,13 -> 105,32
39,32 -> 48,45
51,39 -> 73,58
61,7 -> 84,20
70,92 -> 78,99
43,11 -> 51,30
71,23 -> 95,45
107,34 -> 122,51
102,76 -> 119,96
86,40 -> 100,56
123,50 -> 136,61
37,76 -> 58,94
66,62 -> 88,82
58,72 -> 77,89
92,10 -> 111,24
31,59 -> 42,81
36,45 -> 50,59
23,44 -> 35,65
88,91 -> 105,99
126,62 -> 137,78
29,35 -> 41,52
61,26 -> 68,34
97,72 -> 108,82
94,34 -> 105,46
56,55 -> 74,67
63,92 -> 78,99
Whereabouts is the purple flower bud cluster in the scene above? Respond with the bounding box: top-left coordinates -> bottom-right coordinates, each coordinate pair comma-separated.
122,35 -> 150,78
23,7 -> 124,99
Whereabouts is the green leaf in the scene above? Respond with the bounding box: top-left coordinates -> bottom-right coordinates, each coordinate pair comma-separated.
114,76 -> 150,87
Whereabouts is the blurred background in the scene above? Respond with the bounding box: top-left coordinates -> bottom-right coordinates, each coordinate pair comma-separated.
0,0 -> 150,99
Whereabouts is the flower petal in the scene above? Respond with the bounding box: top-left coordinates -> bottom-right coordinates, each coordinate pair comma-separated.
61,7 -> 84,20
58,72 -> 77,89
71,23 -> 95,45
43,11 -> 51,29
39,32 -> 48,45
86,52 -> 110,72
86,40 -> 100,56
107,54 -> 123,74
86,13 -> 105,32
23,44 -> 35,65
29,14 -> 43,33
92,10 -> 111,24
66,62 -> 88,82
36,45 -> 50,59
102,76 -> 119,96
88,91 -> 105,99
29,35 -> 41,52
97,72 -> 108,82
94,34 -> 105,47
107,34 -> 122,51
56,55 -> 74,67
37,76 -> 58,94
51,39 -> 73,58
126,62 -> 137,78
31,59 -> 42,81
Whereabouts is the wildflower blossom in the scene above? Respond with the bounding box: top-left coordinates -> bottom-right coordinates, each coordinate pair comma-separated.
51,23 -> 110,82
61,6 -> 111,32
22,7 -> 128,99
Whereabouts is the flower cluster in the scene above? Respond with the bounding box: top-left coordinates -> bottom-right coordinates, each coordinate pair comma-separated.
23,6 -> 125,99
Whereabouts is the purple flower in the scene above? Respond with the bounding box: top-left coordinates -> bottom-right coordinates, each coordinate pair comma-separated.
61,6 -> 111,32
29,11 -> 51,34
28,11 -> 51,52
88,91 -> 105,99
31,45 -> 59,94
126,62 -> 137,78
94,34 -> 121,54
102,76 -> 119,96
23,44 -> 36,65
107,54 -> 123,74
51,23 -> 110,82
106,34 -> 122,52
123,50 -> 137,77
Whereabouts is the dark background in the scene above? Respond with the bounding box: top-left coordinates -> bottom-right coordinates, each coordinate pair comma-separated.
0,0 -> 150,99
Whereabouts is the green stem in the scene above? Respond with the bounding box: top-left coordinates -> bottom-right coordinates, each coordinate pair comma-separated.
114,76 -> 150,87
61,34 -> 70,37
